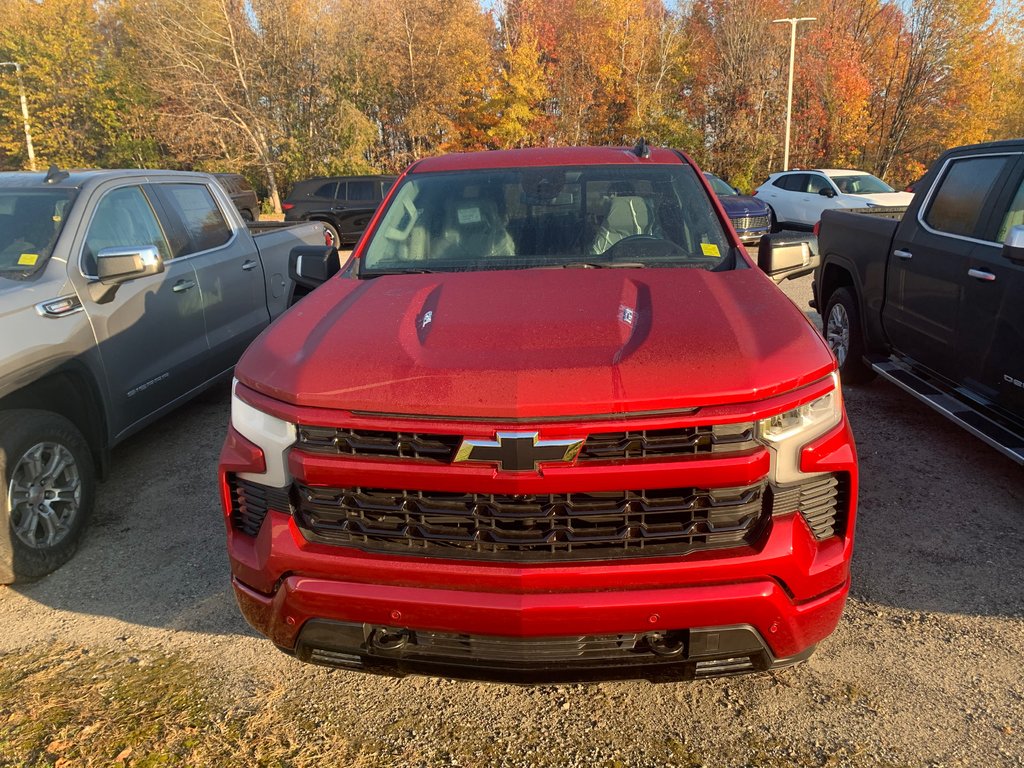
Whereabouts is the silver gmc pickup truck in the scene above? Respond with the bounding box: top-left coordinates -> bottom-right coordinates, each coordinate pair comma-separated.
0,168 -> 324,582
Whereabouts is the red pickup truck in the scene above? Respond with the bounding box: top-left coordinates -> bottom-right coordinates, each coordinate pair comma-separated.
219,145 -> 858,679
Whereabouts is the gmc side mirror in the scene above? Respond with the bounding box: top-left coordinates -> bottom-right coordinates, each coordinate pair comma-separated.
1003,224 -> 1024,264
289,245 -> 340,290
757,232 -> 820,283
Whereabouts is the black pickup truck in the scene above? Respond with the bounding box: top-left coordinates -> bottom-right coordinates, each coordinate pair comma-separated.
814,139 -> 1024,465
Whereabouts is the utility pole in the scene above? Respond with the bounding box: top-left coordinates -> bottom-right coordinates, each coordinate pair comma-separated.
772,17 -> 815,171
0,62 -> 36,171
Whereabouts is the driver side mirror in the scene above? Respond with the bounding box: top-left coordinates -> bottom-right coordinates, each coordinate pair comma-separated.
289,245 -> 340,291
757,232 -> 819,283
818,187 -> 837,198
91,245 -> 164,304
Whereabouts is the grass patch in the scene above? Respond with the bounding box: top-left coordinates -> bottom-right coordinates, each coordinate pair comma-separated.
0,645 -> 367,767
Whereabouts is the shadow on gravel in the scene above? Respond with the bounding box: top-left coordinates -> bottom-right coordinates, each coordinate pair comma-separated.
12,380 -> 257,638
844,380 -> 1024,619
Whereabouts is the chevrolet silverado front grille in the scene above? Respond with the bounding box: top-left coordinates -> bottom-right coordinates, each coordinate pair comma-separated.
293,482 -> 769,561
295,423 -> 757,463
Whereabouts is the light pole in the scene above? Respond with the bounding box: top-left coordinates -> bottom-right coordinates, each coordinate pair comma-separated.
0,61 -> 36,171
772,17 -> 815,171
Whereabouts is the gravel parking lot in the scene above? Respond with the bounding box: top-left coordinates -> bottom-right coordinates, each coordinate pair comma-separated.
2,274 -> 1023,767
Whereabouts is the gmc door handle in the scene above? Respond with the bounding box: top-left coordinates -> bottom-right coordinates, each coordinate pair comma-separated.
893,249 -> 913,260
241,260 -> 258,271
967,268 -> 996,282
172,279 -> 196,293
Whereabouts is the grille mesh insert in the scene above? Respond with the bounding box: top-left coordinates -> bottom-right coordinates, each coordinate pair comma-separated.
228,476 -> 292,536
294,482 -> 769,561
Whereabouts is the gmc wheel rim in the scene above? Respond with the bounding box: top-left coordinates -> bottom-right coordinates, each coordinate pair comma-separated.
826,304 -> 850,367
7,442 -> 81,549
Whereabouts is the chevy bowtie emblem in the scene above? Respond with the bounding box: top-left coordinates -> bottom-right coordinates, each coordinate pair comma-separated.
453,432 -> 584,472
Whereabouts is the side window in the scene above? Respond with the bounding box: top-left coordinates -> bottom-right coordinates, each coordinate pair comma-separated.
772,176 -> 790,190
311,182 -> 337,199
996,177 -> 1024,243
382,180 -> 395,198
924,156 -> 1012,239
781,174 -> 807,192
346,180 -> 374,201
82,186 -> 171,276
159,184 -> 232,255
806,175 -> 832,194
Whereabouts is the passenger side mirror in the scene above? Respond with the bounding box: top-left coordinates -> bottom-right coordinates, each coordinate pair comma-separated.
1003,224 -> 1024,264
818,187 -> 836,198
757,232 -> 819,283
289,245 -> 340,290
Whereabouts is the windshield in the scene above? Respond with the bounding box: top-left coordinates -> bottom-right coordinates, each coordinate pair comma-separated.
705,173 -> 737,196
829,174 -> 895,195
362,165 -> 734,274
0,189 -> 76,279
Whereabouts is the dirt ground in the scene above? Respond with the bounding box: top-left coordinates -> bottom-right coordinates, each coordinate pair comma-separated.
2,274 -> 1023,767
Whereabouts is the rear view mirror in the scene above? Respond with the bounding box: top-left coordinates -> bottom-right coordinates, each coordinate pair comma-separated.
1003,224 -> 1024,264
289,245 -> 340,290
757,232 -> 819,283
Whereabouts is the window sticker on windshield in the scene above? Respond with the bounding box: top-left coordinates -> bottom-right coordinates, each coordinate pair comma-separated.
701,243 -> 721,258
457,206 -> 481,224
18,253 -> 39,266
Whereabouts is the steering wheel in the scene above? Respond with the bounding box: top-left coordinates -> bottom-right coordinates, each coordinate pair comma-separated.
604,234 -> 685,260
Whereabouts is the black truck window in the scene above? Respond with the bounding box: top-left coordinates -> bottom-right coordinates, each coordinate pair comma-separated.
924,156 -> 1012,239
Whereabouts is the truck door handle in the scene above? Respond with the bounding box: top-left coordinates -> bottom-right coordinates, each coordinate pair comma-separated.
894,249 -> 913,260
241,260 -> 258,271
967,268 -> 996,282
172,279 -> 196,293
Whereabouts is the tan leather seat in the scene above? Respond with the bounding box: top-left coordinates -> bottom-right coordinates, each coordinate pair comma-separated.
590,196 -> 652,254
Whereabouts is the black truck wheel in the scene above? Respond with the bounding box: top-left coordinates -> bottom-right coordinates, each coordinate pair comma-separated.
824,288 -> 876,384
0,410 -> 95,583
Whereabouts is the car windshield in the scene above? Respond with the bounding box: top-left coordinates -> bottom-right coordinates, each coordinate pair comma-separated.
362,165 -> 734,274
829,174 -> 895,195
705,173 -> 737,196
0,189 -> 77,279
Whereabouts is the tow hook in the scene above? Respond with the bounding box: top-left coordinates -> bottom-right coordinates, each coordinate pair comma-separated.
369,627 -> 411,651
643,631 -> 686,657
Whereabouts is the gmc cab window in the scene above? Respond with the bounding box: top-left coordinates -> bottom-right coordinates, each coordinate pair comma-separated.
221,146 -> 857,680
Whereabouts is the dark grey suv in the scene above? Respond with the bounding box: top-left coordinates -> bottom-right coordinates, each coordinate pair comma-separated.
282,175 -> 396,247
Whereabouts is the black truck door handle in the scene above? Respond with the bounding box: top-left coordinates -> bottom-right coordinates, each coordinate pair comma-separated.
967,268 -> 996,282
893,249 -> 913,260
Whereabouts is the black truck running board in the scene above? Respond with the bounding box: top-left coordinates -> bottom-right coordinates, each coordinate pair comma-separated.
871,357 -> 1024,465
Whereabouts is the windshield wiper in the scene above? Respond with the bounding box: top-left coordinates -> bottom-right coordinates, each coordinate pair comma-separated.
362,268 -> 436,278
558,262 -> 647,269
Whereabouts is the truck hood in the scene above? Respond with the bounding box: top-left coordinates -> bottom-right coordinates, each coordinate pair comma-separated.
237,268 -> 835,419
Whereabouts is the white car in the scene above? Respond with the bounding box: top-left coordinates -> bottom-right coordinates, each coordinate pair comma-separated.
753,169 -> 914,229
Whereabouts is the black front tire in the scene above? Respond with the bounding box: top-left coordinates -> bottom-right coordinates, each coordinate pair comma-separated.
0,410 -> 95,583
824,287 -> 876,384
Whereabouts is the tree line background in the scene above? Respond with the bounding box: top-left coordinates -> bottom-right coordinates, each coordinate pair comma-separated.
1,0 -> 1022,212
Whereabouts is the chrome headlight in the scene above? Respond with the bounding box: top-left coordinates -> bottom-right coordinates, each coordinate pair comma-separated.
231,379 -> 296,487
758,372 -> 842,483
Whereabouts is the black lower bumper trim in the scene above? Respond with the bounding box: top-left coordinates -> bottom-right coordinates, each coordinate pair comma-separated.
286,620 -> 815,682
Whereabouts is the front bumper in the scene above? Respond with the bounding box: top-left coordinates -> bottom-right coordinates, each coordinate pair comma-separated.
223,413 -> 857,680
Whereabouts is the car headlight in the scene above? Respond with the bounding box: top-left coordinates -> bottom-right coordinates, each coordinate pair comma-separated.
757,372 -> 842,484
231,379 -> 296,487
